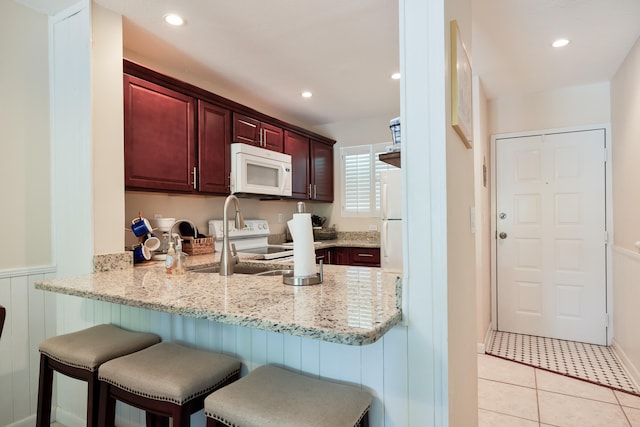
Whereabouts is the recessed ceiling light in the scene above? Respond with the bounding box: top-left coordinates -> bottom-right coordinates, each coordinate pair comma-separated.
391,72 -> 401,80
164,13 -> 185,26
301,91 -> 313,98
552,38 -> 570,48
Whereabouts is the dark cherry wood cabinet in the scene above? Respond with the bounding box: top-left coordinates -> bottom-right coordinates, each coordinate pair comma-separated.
123,60 -> 334,196
233,113 -> 283,152
124,75 -> 197,192
198,100 -> 231,194
310,140 -> 334,202
314,247 -> 380,267
284,132 -> 334,202
315,247 -> 332,264
284,131 -> 311,199
332,247 -> 352,266
350,247 -> 381,266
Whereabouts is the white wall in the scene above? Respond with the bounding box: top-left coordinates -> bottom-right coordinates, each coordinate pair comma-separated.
0,3 -> 58,424
92,2 -> 125,255
444,4 -> 478,426
611,35 -> 640,386
489,81 -> 611,135
473,76 -> 492,348
1,0 -> 52,270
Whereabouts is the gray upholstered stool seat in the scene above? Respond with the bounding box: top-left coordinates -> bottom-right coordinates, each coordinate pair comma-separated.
204,365 -> 372,427
98,342 -> 241,427
36,324 -> 160,427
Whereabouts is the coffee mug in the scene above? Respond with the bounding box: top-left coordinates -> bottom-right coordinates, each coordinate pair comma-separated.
131,217 -> 153,237
133,244 -> 151,263
144,233 -> 161,251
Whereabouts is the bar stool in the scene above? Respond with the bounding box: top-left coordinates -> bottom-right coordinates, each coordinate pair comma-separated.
36,324 -> 160,427
0,305 -> 6,339
204,365 -> 373,427
97,342 -> 241,427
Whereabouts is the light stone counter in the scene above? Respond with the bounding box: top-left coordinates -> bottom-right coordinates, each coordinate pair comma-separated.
35,260 -> 402,345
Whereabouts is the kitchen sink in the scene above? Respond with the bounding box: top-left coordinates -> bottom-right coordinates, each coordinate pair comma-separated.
188,264 -> 284,275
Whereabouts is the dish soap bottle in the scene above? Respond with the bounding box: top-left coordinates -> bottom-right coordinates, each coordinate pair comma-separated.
165,241 -> 176,274
174,237 -> 185,275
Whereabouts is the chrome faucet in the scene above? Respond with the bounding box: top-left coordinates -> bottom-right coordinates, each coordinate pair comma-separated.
220,195 -> 244,276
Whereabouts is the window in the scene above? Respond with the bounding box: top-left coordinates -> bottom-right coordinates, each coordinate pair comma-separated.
341,142 -> 394,216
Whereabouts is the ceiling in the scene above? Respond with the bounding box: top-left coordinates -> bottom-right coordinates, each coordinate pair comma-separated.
15,0 -> 640,127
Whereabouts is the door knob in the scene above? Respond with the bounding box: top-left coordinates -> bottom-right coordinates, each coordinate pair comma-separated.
499,232 -> 507,239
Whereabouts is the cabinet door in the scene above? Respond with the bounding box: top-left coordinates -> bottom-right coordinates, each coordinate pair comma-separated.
284,131 -> 310,199
261,122 -> 284,152
333,247 -> 351,266
124,75 -> 196,192
315,248 -> 331,264
232,113 -> 260,146
198,101 -> 231,194
351,248 -> 381,267
310,140 -> 334,202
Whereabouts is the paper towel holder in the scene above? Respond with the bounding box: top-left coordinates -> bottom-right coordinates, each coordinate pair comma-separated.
283,260 -> 323,286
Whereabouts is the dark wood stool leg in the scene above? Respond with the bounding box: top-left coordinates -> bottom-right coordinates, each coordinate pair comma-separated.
98,381 -> 116,427
36,354 -> 53,427
87,371 -> 100,427
361,411 -> 370,427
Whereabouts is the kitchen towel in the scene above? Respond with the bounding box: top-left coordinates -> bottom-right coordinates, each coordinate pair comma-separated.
287,213 -> 317,277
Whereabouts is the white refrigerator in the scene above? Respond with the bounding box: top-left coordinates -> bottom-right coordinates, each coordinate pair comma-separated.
380,169 -> 402,272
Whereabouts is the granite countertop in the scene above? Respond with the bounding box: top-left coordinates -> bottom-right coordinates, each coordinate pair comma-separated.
36,257 -> 402,346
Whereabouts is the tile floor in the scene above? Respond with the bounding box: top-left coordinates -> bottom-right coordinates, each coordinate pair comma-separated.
479,353 -> 640,426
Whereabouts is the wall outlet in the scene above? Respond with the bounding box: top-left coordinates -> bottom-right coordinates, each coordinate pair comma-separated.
278,213 -> 284,223
153,213 -> 163,219
368,224 -> 378,231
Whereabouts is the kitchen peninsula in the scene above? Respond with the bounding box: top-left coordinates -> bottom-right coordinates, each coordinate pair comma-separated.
35,255 -> 402,346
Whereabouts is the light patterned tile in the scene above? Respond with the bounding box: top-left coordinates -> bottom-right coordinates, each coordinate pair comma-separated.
538,390 -> 630,427
478,378 -> 538,422
536,368 -> 617,403
617,390 -> 640,409
623,406 -> 640,427
478,354 -> 536,388
478,408 -> 539,427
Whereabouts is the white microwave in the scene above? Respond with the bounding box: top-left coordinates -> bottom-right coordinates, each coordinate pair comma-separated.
230,143 -> 292,197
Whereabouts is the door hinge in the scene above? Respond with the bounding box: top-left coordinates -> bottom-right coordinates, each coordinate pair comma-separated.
604,148 -> 608,163
604,230 -> 609,244
605,313 -> 609,327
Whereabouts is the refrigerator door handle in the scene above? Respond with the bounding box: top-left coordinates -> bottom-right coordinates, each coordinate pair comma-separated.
381,180 -> 388,219
382,221 -> 389,257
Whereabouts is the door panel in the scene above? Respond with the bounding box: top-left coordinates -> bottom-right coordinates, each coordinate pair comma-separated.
496,129 -> 606,345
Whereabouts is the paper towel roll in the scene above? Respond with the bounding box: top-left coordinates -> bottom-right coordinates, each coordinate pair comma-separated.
287,213 -> 317,277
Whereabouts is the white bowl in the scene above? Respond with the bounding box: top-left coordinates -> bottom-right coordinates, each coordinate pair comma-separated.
149,218 -> 176,232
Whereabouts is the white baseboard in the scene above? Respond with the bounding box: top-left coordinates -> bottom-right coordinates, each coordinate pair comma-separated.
53,407 -> 85,427
612,339 -> 640,392
477,323 -> 494,354
5,415 -> 36,427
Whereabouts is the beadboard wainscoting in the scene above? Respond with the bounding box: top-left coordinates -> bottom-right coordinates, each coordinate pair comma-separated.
0,266 -> 57,427
612,246 -> 640,390
50,294 -> 409,427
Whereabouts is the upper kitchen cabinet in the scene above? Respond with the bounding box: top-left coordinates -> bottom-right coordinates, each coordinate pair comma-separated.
124,74 -> 197,192
310,139 -> 334,202
283,130 -> 310,199
233,113 -> 284,152
284,131 -> 334,202
198,100 -> 231,194
123,60 -> 335,196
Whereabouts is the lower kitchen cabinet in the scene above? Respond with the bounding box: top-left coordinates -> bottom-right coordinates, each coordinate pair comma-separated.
314,247 -> 380,267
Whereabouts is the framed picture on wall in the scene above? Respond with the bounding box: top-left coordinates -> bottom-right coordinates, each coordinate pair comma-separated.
450,20 -> 473,148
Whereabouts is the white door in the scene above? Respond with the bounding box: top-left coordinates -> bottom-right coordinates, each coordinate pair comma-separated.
496,129 -> 607,345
